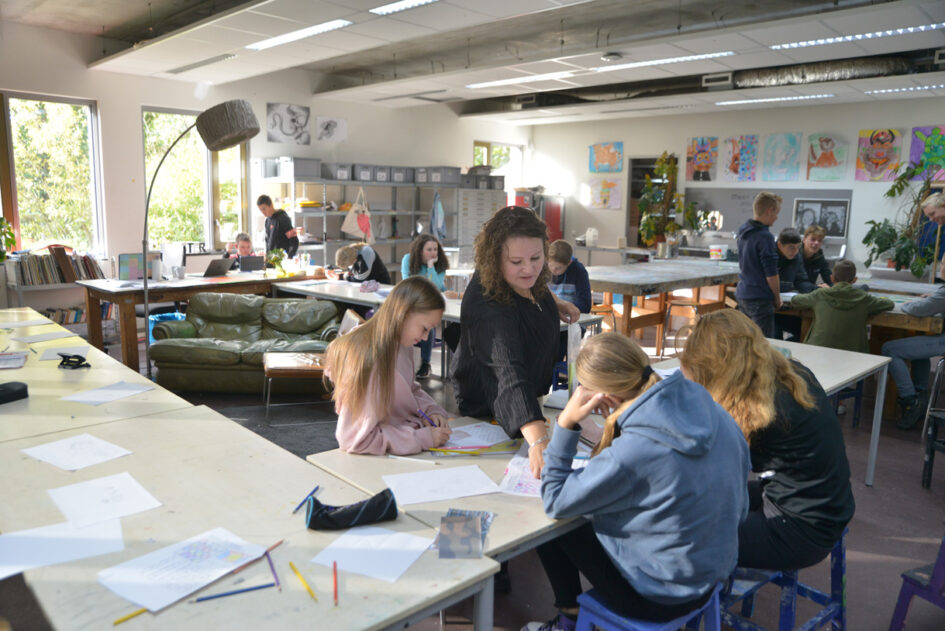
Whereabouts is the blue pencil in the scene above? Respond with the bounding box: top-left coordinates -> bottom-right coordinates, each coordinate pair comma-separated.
190,582 -> 275,603
292,485 -> 319,513
417,408 -> 437,427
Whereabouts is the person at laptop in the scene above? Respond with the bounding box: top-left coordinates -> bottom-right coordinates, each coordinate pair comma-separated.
224,233 -> 256,270
257,194 -> 298,258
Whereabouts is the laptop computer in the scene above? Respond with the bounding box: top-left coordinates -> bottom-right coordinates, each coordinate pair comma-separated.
202,257 -> 234,277
237,255 -> 264,272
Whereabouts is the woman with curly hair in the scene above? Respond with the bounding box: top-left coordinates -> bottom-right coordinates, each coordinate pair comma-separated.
450,206 -> 580,479
679,309 -> 854,570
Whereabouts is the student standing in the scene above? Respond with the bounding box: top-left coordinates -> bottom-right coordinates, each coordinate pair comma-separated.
256,195 -> 298,258
681,309 -> 855,571
401,234 -> 457,379
523,333 -> 749,631
736,192 -> 782,337
450,206 -> 580,479
326,277 -> 452,455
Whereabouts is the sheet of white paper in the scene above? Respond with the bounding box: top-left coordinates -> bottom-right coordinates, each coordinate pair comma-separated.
98,527 -> 265,612
61,381 -> 154,405
0,319 -> 51,328
0,352 -> 28,369
23,433 -> 131,471
0,519 -> 123,581
47,471 -> 161,527
443,422 -> 511,449
13,330 -> 77,343
382,465 -> 498,505
39,345 -> 90,361
498,452 -> 542,497
654,367 -> 680,378
780,292 -> 798,301
544,389 -> 569,410
311,526 -> 431,583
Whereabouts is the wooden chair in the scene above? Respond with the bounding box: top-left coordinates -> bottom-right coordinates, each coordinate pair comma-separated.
889,525 -> 945,630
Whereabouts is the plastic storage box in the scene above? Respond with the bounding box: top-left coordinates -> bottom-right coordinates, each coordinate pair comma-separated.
278,157 -> 321,179
460,174 -> 476,189
491,175 -> 505,190
476,176 -> 490,190
390,167 -> 414,183
354,164 -> 374,181
416,166 -> 461,185
374,166 -> 391,182
322,163 -> 352,180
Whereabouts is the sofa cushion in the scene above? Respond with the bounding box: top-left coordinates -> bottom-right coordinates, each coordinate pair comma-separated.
241,339 -> 331,366
261,299 -> 338,339
187,293 -> 265,342
149,338 -> 248,365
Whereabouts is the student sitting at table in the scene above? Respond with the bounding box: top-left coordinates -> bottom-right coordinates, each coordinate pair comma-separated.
401,234 -> 459,379
326,276 -> 452,455
223,232 -> 256,270
524,332 -> 749,631
547,240 -> 591,314
680,309 -> 855,571
789,259 -> 893,353
801,225 -> 832,287
775,227 -> 816,340
327,242 -> 392,285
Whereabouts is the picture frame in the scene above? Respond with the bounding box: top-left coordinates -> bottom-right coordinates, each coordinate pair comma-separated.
793,198 -> 850,238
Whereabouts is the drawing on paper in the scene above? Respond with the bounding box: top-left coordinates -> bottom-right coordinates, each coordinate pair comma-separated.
315,116 -> 348,143
589,141 -> 623,173
721,135 -> 758,182
909,126 -> 945,181
586,178 -> 622,209
686,137 -> 719,181
807,134 -> 847,181
266,103 -> 311,145
763,133 -> 802,181
855,128 -> 902,181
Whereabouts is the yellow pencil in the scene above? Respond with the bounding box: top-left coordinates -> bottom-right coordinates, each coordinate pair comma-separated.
113,607 -> 146,625
428,447 -> 483,455
289,561 -> 318,601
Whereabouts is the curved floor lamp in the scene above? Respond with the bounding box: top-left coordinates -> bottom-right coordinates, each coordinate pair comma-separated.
142,99 -> 260,378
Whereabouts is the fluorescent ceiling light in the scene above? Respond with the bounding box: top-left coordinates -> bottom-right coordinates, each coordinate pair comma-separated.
716,94 -> 834,106
246,19 -> 352,51
466,71 -> 576,89
865,84 -> 945,95
167,54 -> 236,74
771,22 -> 945,50
370,0 -> 438,15
592,51 -> 734,72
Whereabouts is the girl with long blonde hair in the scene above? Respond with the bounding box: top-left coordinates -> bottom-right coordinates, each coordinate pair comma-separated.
523,333 -> 749,631
680,309 -> 855,571
326,276 -> 452,455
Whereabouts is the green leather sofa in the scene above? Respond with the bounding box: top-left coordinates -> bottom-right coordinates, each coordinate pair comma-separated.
149,292 -> 339,393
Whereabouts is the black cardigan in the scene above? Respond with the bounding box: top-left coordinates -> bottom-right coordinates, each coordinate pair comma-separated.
803,250 -> 833,286
449,273 -> 559,436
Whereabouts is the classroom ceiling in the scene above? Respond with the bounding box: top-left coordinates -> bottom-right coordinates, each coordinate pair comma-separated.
4,0 -> 945,123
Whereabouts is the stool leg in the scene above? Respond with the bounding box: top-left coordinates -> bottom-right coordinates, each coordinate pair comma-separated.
888,582 -> 917,631
777,572 -> 797,631
831,536 -> 846,631
265,377 -> 273,424
922,420 -> 938,489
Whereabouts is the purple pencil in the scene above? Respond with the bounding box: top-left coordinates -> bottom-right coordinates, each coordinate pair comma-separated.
264,551 -> 281,591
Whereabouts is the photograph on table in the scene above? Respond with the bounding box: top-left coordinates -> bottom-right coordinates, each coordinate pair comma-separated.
793,198 -> 850,238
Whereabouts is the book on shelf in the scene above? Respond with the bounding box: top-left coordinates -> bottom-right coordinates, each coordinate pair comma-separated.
5,250 -> 105,286
42,302 -> 114,325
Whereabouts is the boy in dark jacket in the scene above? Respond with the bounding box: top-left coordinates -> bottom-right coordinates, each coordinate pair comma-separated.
547,240 -> 591,314
777,227 -> 816,294
802,225 -> 833,287
736,192 -> 782,337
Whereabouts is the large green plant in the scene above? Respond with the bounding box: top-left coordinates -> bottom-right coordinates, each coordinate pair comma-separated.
637,152 -> 704,244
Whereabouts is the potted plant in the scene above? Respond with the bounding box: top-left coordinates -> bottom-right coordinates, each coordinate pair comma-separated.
0,218 -> 15,262
637,152 -> 705,247
267,247 -> 287,277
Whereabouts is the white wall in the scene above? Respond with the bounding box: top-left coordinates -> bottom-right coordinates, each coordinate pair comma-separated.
0,20 -> 527,257
529,97 -> 942,269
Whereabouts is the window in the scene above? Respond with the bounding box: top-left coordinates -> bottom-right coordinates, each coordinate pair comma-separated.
473,140 -> 522,193
0,93 -> 103,252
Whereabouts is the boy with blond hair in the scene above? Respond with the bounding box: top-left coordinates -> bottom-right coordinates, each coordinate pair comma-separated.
735,192 -> 782,337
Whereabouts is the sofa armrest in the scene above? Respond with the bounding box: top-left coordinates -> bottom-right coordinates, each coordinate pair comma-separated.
315,318 -> 340,341
153,320 -> 197,340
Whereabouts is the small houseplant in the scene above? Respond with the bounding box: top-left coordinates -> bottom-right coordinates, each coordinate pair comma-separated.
0,218 -> 15,262
267,247 -> 286,277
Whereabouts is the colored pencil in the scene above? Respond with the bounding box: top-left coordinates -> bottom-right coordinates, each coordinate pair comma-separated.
292,486 -> 320,513
289,561 -> 317,601
265,551 -> 281,590
387,454 -> 439,465
113,608 -> 146,625
190,582 -> 275,603
333,561 -> 338,607
233,539 -> 284,574
429,447 -> 483,455
416,408 -> 437,427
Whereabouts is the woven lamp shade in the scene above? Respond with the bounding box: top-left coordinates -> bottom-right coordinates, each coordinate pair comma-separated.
195,99 -> 260,151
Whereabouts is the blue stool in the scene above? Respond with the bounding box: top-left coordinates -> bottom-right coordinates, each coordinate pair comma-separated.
575,583 -> 721,631
722,529 -> 847,631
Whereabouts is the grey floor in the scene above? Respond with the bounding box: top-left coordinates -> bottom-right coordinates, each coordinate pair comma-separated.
3,330 -> 945,630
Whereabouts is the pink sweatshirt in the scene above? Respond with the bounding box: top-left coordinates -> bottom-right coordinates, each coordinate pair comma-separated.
335,346 -> 449,455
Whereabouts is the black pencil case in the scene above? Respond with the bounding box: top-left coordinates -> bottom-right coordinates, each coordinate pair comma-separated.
305,487 -> 398,530
0,382 -> 28,404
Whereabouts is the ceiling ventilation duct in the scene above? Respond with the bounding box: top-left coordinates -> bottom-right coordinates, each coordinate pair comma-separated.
733,56 -> 912,88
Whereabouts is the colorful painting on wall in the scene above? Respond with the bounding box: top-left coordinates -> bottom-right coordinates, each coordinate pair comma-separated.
686,136 -> 719,181
589,141 -> 623,173
721,135 -> 758,182
855,128 -> 902,181
909,126 -> 945,181
762,133 -> 802,181
807,134 -> 847,181
585,178 -> 622,209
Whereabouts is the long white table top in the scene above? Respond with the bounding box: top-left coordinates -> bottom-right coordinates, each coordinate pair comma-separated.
0,405 -> 498,630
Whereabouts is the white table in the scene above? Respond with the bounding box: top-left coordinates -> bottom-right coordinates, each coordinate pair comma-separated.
656,339 -> 891,487
0,406 -> 498,630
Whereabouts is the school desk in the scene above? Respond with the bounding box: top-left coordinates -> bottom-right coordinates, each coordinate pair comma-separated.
862,278 -> 937,296
0,405 -> 498,630
76,273 -> 315,372
656,338 -> 891,487
0,309 -> 192,443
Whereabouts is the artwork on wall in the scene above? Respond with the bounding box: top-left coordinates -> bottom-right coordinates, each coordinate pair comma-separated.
807,134 -> 847,181
686,136 -> 719,182
855,128 -> 902,181
584,178 -> 622,209
721,135 -> 758,182
762,132 -> 802,181
315,116 -> 348,143
266,103 -> 311,144
793,198 -> 850,238
589,141 -> 623,173
909,126 -> 945,181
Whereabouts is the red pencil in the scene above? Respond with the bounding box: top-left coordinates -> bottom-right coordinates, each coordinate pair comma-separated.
333,561 -> 338,607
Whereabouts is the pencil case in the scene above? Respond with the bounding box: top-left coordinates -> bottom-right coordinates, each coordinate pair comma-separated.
0,382 -> 27,404
305,487 -> 398,530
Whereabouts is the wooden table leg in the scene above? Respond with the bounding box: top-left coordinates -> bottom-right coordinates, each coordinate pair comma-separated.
116,299 -> 139,371
619,294 -> 631,336
83,289 -> 103,351
654,293 -> 668,357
